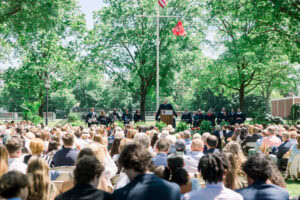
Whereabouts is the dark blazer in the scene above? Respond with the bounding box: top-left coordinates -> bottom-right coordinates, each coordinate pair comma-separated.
236,181 -> 289,200
55,184 -> 112,200
112,174 -> 180,200
155,103 -> 178,120
52,146 -> 79,167
277,140 -> 293,160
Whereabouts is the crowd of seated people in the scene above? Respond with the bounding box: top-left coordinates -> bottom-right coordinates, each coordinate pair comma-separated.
0,120 -> 299,200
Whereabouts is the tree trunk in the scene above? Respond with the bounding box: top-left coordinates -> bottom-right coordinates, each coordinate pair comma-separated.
140,81 -> 147,121
239,85 -> 245,112
265,91 -> 272,114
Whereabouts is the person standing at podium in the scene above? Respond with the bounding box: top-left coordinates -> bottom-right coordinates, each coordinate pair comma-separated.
155,99 -> 178,127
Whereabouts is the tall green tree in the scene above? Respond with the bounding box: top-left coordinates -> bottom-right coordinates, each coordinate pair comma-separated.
87,0 -> 204,119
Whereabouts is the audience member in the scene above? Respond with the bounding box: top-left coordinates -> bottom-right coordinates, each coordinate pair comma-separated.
183,138 -> 204,174
0,144 -> 8,177
5,137 -> 27,174
183,153 -> 243,200
152,138 -> 170,167
0,170 -> 29,200
277,132 -> 293,171
55,155 -> 112,200
52,133 -> 79,167
206,135 -> 219,154
260,126 -> 281,154
112,143 -> 181,200
27,156 -> 58,200
236,154 -> 289,200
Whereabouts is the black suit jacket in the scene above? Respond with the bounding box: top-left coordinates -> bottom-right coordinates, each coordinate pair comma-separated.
155,104 -> 178,120
55,184 -> 112,200
236,181 -> 289,200
112,174 -> 180,200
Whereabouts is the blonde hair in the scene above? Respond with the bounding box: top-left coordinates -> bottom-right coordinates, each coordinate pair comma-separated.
93,134 -> 104,144
27,156 -> 51,200
29,138 -> 45,155
87,143 -> 107,163
248,125 -> 254,135
223,141 -> 246,174
0,144 -> 8,177
119,138 -> 133,152
127,129 -> 137,139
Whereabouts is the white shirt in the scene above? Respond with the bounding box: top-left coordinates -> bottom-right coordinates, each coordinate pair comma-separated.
182,182 -> 243,200
8,158 -> 27,174
184,151 -> 204,174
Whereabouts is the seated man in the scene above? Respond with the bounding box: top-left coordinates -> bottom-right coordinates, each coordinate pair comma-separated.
260,126 -> 281,154
55,156 -> 112,200
206,135 -> 220,154
183,153 -> 243,200
181,109 -> 193,125
277,132 -> 293,171
152,139 -> 170,167
0,170 -> 29,200
236,154 -> 289,200
5,137 -> 27,174
113,143 -> 181,200
184,138 -> 204,174
52,132 -> 79,167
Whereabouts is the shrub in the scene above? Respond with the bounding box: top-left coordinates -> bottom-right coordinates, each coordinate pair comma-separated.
200,120 -> 212,134
155,121 -> 167,131
22,101 -> 43,125
68,112 -> 80,122
251,113 -> 284,125
115,121 -> 125,129
176,122 -> 189,132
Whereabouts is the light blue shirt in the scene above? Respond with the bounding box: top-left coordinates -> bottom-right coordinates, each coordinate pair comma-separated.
182,182 -> 243,200
289,144 -> 300,162
152,153 -> 168,167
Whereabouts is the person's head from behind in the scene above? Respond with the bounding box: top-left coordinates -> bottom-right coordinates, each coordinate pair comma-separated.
26,156 -> 50,200
0,171 -> 29,200
201,132 -> 210,145
183,130 -> 191,140
133,132 -> 150,148
29,138 -> 44,155
191,138 -> 204,152
62,132 -> 74,147
5,137 -> 22,158
47,140 -> 58,152
175,139 -> 186,152
118,143 -> 152,180
74,155 -> 104,188
198,153 -> 228,184
0,144 -> 8,177
267,126 -> 275,136
242,154 -> 273,185
206,135 -> 218,148
282,132 -> 290,142
155,138 -> 170,154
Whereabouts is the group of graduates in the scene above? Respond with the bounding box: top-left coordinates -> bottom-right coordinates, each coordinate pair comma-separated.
85,108 -> 142,127
86,104 -> 246,128
181,107 -> 246,127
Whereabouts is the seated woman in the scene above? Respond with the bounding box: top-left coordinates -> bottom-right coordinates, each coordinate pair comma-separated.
24,138 -> 52,166
164,156 -> 200,196
26,156 -> 59,200
287,135 -> 300,179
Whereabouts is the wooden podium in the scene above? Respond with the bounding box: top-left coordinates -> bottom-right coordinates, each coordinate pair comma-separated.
160,110 -> 174,127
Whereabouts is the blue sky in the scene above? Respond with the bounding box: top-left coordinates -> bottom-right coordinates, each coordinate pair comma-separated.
78,0 -> 105,29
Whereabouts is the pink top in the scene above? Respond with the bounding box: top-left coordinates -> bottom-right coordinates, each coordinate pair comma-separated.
262,135 -> 281,149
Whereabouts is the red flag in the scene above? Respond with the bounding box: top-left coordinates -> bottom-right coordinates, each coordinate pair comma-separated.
172,21 -> 186,36
158,0 -> 167,8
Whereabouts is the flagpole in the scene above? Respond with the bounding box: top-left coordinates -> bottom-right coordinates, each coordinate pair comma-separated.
156,3 -> 160,111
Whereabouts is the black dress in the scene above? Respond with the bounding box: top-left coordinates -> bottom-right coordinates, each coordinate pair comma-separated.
134,113 -> 142,123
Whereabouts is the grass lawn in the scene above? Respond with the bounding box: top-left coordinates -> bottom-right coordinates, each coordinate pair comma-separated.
286,179 -> 300,197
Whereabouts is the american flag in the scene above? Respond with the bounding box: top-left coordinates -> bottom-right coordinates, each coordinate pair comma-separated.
158,0 -> 167,8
